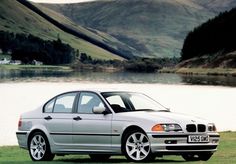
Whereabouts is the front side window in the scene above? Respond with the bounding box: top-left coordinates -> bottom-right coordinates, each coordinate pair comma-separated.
104,94 -> 128,113
77,92 -> 105,114
106,95 -> 126,108
53,93 -> 77,113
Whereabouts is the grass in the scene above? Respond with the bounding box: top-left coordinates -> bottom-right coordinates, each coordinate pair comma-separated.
0,64 -> 72,72
0,132 -> 235,163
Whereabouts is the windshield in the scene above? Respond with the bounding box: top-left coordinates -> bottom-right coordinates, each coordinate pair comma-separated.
101,92 -> 168,113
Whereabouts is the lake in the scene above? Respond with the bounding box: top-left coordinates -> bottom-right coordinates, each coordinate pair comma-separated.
1,69 -> 236,86
0,69 -> 236,146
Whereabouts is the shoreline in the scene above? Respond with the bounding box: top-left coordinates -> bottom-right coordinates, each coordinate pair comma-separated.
2,64 -> 236,77
0,64 -> 72,71
0,64 -> 122,73
159,67 -> 236,76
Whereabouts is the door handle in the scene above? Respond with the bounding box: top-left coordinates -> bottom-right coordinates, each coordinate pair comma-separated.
44,116 -> 52,120
73,116 -> 82,121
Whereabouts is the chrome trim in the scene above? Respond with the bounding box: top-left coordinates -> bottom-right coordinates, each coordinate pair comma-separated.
151,134 -> 220,138
50,132 -> 120,136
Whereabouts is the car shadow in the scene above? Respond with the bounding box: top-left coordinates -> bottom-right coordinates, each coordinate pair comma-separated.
56,157 -> 185,163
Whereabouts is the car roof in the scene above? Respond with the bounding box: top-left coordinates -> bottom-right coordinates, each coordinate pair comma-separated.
73,89 -> 140,95
60,90 -> 138,94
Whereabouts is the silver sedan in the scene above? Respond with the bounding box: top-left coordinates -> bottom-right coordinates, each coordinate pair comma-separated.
16,90 -> 220,162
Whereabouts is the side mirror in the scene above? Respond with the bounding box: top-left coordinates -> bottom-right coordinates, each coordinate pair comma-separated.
93,106 -> 107,114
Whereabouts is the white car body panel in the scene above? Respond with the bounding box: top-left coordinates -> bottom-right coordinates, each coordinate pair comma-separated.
16,90 -> 220,159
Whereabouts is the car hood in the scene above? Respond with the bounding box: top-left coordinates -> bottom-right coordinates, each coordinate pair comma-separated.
115,111 -> 208,125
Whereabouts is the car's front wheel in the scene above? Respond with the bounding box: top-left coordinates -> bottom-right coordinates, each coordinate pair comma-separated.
28,132 -> 55,161
123,130 -> 154,162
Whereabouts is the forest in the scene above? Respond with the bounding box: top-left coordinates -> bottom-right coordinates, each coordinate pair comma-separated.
181,7 -> 236,61
0,31 -> 75,65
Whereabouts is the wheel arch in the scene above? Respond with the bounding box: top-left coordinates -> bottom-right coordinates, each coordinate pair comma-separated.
27,129 -> 49,148
121,125 -> 147,152
27,128 -> 55,161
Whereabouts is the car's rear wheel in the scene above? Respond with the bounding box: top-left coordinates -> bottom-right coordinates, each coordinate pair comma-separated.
123,130 -> 154,162
28,132 -> 55,161
89,154 -> 111,161
182,152 -> 213,161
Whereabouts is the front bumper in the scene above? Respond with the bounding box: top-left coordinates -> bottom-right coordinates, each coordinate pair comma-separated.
16,131 -> 29,149
147,132 -> 220,154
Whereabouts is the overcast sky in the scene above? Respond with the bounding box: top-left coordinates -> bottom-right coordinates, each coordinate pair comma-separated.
29,0 -> 97,4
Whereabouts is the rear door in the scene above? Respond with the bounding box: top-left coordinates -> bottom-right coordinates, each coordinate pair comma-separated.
43,92 -> 77,147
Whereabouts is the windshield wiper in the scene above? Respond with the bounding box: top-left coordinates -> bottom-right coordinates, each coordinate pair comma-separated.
132,109 -> 170,112
157,110 -> 170,112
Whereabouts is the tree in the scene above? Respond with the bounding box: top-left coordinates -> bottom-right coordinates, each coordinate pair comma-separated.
181,7 -> 236,61
0,31 -> 76,65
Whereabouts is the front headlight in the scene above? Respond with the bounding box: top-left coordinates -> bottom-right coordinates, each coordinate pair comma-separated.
208,123 -> 217,132
152,124 -> 183,132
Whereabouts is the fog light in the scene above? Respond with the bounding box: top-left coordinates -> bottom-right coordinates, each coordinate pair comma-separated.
165,140 -> 177,144
212,139 -> 219,143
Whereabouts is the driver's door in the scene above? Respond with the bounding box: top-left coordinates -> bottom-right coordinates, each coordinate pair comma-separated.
72,92 -> 112,151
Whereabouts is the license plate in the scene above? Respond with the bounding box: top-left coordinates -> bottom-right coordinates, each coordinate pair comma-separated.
188,135 -> 209,143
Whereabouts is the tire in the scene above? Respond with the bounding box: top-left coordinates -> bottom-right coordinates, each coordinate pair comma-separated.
89,154 -> 111,161
122,129 -> 154,162
28,132 -> 55,161
182,152 -> 213,161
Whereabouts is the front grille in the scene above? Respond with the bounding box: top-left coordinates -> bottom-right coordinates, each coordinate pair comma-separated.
166,145 -> 217,150
198,124 -> 206,132
186,124 -> 196,132
186,124 -> 206,132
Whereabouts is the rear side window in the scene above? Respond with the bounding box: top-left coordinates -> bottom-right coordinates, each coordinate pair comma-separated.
44,99 -> 55,113
54,93 -> 77,113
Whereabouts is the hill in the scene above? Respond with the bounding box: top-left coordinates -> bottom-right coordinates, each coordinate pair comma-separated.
33,2 -> 135,59
0,0 -> 123,60
181,7 -> 236,68
42,0 -> 220,58
193,0 -> 236,13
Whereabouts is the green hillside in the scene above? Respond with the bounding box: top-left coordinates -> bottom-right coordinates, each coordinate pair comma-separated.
43,0 -> 217,58
0,0 -> 123,60
33,2 -> 135,59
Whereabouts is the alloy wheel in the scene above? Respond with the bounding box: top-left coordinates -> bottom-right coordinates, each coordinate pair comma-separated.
30,135 -> 46,160
125,132 -> 151,161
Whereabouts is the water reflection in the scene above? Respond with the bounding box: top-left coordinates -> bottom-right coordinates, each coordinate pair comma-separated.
0,69 -> 236,86
181,74 -> 236,87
